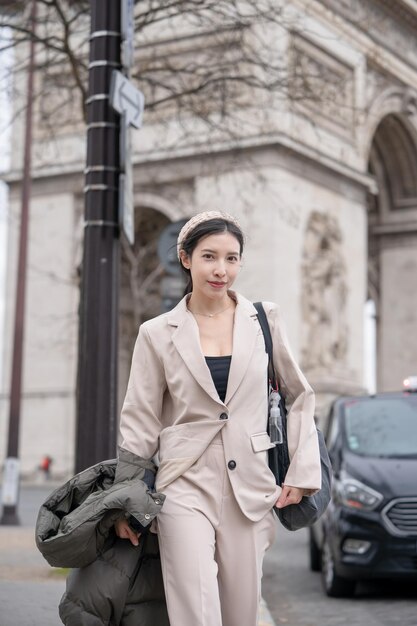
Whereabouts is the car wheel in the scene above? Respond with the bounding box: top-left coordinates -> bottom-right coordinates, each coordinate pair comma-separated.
321,537 -> 356,598
309,530 -> 321,572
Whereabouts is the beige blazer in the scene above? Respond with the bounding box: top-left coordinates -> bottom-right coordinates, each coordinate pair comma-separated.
119,291 -> 321,522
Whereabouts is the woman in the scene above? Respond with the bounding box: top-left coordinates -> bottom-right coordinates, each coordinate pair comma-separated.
115,210 -> 321,626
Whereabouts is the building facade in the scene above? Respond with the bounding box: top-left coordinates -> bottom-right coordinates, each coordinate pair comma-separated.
2,0 -> 417,478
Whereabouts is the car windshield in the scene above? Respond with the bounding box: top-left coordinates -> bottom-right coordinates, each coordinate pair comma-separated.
343,395 -> 417,458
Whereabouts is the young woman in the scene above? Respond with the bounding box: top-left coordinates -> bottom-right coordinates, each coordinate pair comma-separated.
115,210 -> 321,626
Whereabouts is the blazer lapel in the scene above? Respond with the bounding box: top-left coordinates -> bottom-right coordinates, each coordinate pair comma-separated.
224,296 -> 259,405
167,293 -> 260,407
169,300 -> 224,406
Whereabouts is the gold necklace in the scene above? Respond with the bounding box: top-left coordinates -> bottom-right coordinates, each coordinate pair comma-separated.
189,303 -> 232,318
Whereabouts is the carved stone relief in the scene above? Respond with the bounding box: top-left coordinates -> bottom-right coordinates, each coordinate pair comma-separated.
138,27 -> 250,124
289,33 -> 355,138
301,211 -> 349,372
320,0 -> 417,70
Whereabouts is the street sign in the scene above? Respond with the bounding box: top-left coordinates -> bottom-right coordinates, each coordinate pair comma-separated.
121,0 -> 135,70
119,113 -> 131,172
110,70 -> 144,129
119,169 -> 134,246
119,115 -> 134,245
109,16 -> 143,247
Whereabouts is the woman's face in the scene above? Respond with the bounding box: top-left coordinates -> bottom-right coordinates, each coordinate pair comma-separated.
180,231 -> 242,300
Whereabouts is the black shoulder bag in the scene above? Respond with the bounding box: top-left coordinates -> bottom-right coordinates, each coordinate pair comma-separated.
253,302 -> 332,531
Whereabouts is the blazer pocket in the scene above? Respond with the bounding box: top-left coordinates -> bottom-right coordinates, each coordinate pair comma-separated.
251,432 -> 275,453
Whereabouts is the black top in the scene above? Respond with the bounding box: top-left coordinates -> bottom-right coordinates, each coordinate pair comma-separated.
205,355 -> 232,402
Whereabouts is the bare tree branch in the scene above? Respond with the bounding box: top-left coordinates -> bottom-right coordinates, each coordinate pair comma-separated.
0,0 -> 357,329
0,0 -> 328,139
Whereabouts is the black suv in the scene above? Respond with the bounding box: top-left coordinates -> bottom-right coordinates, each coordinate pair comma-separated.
309,379 -> 417,597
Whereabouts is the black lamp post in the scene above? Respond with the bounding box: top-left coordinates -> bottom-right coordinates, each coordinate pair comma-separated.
75,1 -> 122,473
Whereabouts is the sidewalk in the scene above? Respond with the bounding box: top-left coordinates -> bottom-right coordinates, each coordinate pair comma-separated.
0,525 -> 66,626
0,524 -> 276,625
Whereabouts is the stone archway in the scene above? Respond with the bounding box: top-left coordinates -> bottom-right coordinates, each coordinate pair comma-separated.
118,206 -> 171,411
367,113 -> 417,391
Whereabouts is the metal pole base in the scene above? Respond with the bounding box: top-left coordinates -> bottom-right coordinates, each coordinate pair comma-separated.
0,505 -> 20,526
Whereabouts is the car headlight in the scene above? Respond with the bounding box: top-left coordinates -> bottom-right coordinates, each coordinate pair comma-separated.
335,471 -> 383,511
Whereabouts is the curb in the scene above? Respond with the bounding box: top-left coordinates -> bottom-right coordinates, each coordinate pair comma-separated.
259,597 -> 276,625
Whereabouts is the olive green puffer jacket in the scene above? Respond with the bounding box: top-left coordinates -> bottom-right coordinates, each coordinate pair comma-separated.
35,448 -> 169,626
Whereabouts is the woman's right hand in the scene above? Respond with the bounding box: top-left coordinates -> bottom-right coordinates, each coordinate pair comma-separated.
114,518 -> 141,546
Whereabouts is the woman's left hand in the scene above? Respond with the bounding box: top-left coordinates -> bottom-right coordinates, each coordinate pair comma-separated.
275,485 -> 306,509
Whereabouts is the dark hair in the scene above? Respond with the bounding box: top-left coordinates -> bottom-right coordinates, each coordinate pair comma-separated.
179,218 -> 244,295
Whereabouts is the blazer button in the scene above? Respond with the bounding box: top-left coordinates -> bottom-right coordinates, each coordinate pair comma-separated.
228,460 -> 236,470
219,412 -> 228,420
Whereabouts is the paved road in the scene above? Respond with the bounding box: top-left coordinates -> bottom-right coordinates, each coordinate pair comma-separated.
0,485 -> 274,625
0,485 -> 66,626
1,486 -> 416,626
262,524 -> 417,626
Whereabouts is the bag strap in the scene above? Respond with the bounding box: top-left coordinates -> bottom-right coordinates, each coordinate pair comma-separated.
253,302 -> 278,390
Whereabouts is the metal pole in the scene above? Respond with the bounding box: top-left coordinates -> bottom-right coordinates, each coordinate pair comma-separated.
74,1 -> 121,473
0,0 -> 37,526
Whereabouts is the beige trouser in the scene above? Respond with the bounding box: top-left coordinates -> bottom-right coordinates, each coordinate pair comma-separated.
156,432 -> 276,626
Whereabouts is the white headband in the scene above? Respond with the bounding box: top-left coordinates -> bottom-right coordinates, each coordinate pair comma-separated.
177,211 -> 242,259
